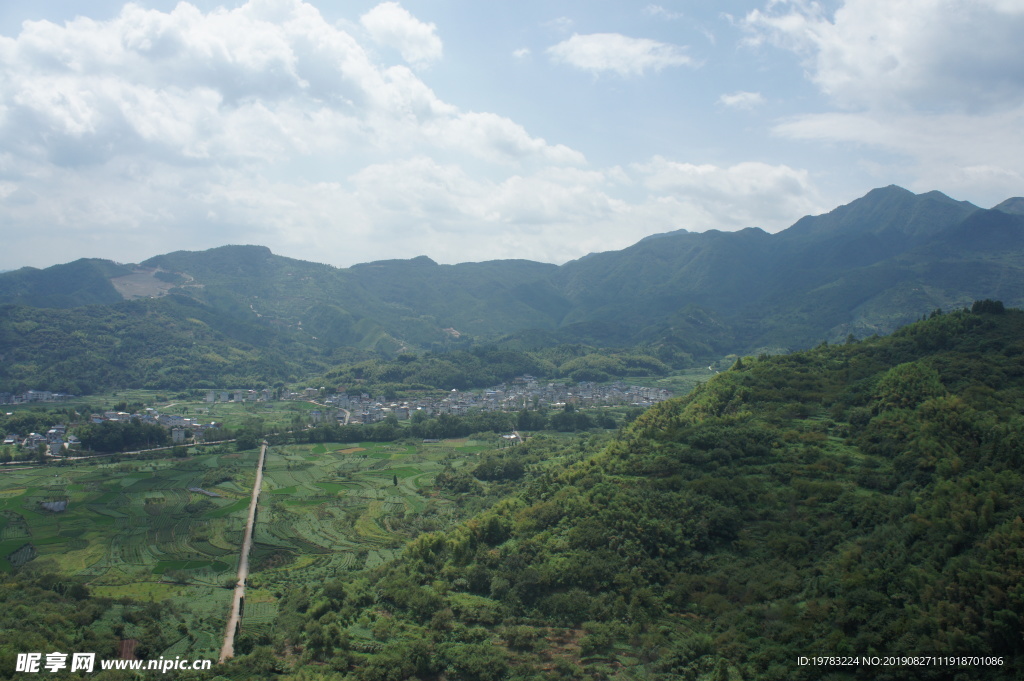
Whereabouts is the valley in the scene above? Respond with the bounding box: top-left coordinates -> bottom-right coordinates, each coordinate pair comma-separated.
0,186 -> 1022,680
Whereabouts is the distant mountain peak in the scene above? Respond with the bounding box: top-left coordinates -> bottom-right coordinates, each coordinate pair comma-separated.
782,185 -> 979,243
351,255 -> 438,268
865,184 -> 915,198
993,197 -> 1024,216
213,244 -> 273,254
637,228 -> 691,244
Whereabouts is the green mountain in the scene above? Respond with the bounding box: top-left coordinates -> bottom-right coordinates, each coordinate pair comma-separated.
0,258 -> 130,307
553,185 -> 1024,350
993,196 -> 1024,215
266,304 -> 1024,680
1,186 -> 1022,392
0,295 -> 316,393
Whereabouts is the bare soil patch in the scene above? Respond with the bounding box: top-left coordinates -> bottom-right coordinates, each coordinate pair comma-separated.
110,268 -> 177,300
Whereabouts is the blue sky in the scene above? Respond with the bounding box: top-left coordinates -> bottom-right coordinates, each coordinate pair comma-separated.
1,0 -> 1022,270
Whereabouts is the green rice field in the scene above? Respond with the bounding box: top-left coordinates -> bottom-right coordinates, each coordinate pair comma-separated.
0,437 -> 494,658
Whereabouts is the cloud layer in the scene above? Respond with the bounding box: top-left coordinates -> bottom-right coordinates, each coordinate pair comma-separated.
360,1 -> 442,69
743,0 -> 1024,198
719,91 -> 764,109
0,0 -> 830,270
744,0 -> 1024,112
547,33 -> 695,76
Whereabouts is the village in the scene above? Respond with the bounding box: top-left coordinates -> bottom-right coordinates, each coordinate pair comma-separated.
314,376 -> 673,424
1,407 -> 224,458
1,376 -> 673,456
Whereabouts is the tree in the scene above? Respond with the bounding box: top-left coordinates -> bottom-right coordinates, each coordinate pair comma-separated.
236,433 -> 259,451
972,299 -> 1005,314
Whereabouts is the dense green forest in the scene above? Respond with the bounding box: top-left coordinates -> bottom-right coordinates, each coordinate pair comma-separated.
0,297 -> 676,395
233,303 -> 1023,680
0,295 -> 680,396
0,296 -> 321,393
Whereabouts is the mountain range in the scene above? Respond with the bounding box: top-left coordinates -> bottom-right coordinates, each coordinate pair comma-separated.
1,185 -> 1022,392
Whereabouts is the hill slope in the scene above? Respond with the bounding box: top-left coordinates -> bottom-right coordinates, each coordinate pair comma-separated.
279,305 -> 1024,680
554,185 -> 1024,349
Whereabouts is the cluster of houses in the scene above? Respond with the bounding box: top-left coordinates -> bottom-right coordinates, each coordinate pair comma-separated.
0,390 -> 74,405
3,425 -> 79,457
2,409 -> 223,458
89,408 -> 222,444
318,376 -> 673,425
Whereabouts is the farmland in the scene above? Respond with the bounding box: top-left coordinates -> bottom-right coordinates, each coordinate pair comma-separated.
247,439 -> 494,594
2,388 -> 326,434
0,437 -> 500,659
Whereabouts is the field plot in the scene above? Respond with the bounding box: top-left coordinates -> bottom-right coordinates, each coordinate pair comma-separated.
246,439 -> 492,591
157,395 -> 324,433
0,449 -> 260,658
0,436 -> 502,657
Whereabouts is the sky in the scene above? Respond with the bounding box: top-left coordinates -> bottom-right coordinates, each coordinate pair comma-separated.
1,0 -> 1022,271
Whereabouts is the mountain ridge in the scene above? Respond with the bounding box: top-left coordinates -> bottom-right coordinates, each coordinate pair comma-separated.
2,185 -> 1022,391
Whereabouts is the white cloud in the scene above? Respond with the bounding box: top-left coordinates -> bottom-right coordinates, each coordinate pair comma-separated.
359,1 -> 442,69
547,33 -> 695,76
512,47 -> 531,59
250,156 -> 821,265
739,0 -> 1024,207
429,111 -> 586,166
644,5 -> 685,20
743,0 -> 1024,113
774,107 -> 1024,203
0,0 -> 834,272
543,17 -> 575,33
718,91 -> 765,109
0,0 -> 612,269
242,159 -> 633,265
0,0 -> 570,171
634,157 -> 824,229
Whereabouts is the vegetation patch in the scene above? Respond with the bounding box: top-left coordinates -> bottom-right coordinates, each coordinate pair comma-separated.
152,559 -> 230,575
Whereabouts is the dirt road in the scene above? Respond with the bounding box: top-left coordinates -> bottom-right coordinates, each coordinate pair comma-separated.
219,440 -> 268,662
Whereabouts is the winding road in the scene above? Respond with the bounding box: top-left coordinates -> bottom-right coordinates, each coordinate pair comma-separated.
219,440 -> 268,662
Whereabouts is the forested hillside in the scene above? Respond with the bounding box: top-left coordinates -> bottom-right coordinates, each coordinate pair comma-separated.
2,186 -> 1023,394
246,303 -> 1024,680
0,296 -> 319,393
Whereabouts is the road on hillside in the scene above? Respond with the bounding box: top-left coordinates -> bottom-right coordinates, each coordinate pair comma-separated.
219,440 -> 268,663
307,399 -> 349,426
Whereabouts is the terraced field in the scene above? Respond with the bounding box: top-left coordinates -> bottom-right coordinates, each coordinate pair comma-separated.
0,437 -> 492,659
251,440 -> 483,591
0,450 -> 260,658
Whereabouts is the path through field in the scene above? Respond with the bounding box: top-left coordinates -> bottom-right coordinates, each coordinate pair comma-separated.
219,441 -> 267,662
